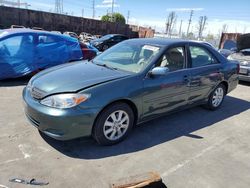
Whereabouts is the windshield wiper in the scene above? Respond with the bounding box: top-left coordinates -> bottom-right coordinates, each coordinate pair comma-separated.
95,63 -> 117,70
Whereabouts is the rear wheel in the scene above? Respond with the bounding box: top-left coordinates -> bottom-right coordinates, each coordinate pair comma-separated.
206,84 -> 226,110
93,103 -> 134,145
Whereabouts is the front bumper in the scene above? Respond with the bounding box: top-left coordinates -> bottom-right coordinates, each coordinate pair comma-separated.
239,66 -> 250,82
23,87 -> 99,140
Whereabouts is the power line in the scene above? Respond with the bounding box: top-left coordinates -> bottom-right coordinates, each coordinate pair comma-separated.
186,10 -> 194,36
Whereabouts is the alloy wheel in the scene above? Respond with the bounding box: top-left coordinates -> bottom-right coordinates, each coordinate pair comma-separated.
103,110 -> 129,141
212,87 -> 224,107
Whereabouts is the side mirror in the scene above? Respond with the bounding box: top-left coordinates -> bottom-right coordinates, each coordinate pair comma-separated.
149,67 -> 169,77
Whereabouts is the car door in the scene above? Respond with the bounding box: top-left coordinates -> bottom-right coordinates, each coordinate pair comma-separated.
35,34 -> 69,69
187,44 -> 223,104
142,45 -> 191,120
0,34 -> 35,79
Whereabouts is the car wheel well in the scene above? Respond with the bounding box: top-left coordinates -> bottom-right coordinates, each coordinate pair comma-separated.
92,99 -> 138,134
220,81 -> 228,94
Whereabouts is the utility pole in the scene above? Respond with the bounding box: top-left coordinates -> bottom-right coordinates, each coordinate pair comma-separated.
55,0 -> 63,14
82,8 -> 84,17
111,0 -> 114,21
1,0 -> 30,8
186,10 -> 194,37
92,0 -> 95,18
127,10 -> 130,24
179,20 -> 183,37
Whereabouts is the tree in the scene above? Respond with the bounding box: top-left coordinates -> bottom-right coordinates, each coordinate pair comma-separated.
166,11 -> 177,36
101,13 -> 126,24
197,16 -> 207,39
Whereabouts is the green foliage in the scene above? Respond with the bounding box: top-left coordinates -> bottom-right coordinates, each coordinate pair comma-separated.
101,13 -> 126,24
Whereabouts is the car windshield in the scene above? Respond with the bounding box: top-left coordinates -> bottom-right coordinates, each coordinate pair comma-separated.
93,41 -> 161,73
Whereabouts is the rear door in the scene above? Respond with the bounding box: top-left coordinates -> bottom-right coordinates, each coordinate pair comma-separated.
187,44 -> 223,104
35,34 -> 70,69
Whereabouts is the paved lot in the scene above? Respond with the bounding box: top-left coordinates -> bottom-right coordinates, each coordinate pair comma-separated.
0,79 -> 249,188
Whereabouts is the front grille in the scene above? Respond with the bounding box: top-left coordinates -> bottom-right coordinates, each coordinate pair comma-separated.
30,87 -> 47,99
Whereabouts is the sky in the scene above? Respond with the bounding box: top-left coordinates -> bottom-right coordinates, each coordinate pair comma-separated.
11,0 -> 250,35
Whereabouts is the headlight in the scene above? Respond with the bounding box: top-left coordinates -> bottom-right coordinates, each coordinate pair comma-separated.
40,93 -> 90,109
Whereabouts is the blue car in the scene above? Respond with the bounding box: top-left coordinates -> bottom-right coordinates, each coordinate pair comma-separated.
0,29 -> 83,80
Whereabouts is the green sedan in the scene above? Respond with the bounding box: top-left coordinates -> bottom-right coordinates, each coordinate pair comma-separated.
23,39 -> 239,145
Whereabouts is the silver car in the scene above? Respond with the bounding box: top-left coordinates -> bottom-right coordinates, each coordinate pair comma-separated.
227,33 -> 250,82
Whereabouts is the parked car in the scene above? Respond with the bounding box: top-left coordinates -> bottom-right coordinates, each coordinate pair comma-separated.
10,25 -> 25,29
218,48 -> 235,58
23,39 -> 239,145
0,29 -> 83,80
227,33 -> 250,82
63,31 -> 79,40
218,33 -> 238,58
79,32 -> 96,42
32,27 -> 44,31
90,34 -> 128,51
79,42 -> 99,60
51,31 -> 62,34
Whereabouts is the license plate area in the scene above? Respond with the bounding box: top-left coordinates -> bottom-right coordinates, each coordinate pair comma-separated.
239,68 -> 248,74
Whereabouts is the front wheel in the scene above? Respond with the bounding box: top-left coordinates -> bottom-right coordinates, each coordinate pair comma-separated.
92,103 -> 134,145
206,84 -> 226,110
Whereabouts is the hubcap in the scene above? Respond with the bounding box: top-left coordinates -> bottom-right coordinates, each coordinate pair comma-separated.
212,87 -> 224,107
103,110 -> 129,141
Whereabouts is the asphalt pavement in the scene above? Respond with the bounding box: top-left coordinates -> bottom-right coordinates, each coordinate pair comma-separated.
0,79 -> 249,188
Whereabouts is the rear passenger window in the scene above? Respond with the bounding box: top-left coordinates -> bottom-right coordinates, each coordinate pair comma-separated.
38,35 -> 60,44
190,46 -> 218,68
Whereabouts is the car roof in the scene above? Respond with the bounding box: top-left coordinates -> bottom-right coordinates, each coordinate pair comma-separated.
126,38 -> 186,46
125,38 -> 215,48
2,28 -> 53,35
0,28 -> 77,41
104,34 -> 126,37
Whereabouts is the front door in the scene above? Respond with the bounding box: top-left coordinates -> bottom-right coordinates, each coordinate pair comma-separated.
142,46 -> 190,120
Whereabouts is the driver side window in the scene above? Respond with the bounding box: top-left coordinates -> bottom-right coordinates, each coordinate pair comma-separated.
157,47 -> 185,72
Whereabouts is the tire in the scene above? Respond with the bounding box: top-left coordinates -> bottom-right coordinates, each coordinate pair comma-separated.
92,102 -> 134,145
102,44 -> 109,51
206,84 -> 226,110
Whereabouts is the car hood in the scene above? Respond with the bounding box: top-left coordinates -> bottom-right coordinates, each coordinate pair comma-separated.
237,33 -> 250,51
29,61 -> 131,97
